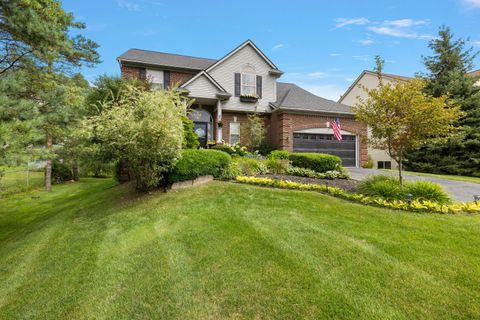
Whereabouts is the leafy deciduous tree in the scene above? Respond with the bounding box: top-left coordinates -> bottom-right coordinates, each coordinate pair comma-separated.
241,114 -> 265,151
354,57 -> 462,186
86,86 -> 191,191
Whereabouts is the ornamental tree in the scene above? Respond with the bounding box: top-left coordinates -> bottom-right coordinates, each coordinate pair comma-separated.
86,85 -> 191,191
353,57 -> 462,186
241,113 -> 265,151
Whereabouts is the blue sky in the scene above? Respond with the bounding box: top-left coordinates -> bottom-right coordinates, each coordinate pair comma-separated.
64,0 -> 480,100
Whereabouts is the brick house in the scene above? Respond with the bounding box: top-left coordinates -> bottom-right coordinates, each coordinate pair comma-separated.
117,40 -> 368,167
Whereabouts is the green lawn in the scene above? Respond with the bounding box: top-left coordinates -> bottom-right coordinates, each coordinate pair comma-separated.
383,169 -> 480,184
0,166 -> 44,196
1,179 -> 480,319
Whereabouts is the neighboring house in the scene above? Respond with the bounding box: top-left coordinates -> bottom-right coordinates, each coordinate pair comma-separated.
339,69 -> 480,169
339,70 -> 412,170
117,40 -> 367,167
468,69 -> 480,86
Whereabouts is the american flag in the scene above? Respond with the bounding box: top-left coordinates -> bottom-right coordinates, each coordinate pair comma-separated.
332,117 -> 342,141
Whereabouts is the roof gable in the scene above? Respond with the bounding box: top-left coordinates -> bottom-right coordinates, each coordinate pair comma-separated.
181,71 -> 226,92
339,70 -> 412,104
206,40 -> 278,72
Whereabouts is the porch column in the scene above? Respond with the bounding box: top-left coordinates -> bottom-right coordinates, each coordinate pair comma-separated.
216,100 -> 223,143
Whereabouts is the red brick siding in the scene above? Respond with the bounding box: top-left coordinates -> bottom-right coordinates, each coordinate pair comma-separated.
170,71 -> 195,87
219,112 -> 271,144
121,65 -> 144,79
272,112 -> 368,165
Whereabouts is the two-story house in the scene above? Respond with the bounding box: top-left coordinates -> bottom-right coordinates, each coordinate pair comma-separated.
117,40 -> 368,167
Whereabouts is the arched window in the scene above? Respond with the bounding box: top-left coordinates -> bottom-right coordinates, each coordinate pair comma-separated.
190,109 -> 212,122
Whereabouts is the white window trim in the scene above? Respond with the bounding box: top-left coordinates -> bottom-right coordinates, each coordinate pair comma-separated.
240,73 -> 256,96
230,122 -> 240,144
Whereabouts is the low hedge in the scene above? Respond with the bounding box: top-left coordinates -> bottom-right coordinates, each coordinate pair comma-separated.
288,153 -> 341,173
270,151 -> 342,173
168,149 -> 231,183
235,176 -> 480,215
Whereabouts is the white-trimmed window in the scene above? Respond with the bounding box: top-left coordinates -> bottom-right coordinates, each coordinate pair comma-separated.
241,73 -> 256,96
230,122 -> 240,145
146,69 -> 164,90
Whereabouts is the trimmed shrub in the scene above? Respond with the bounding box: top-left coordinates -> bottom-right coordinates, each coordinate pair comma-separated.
288,153 -> 341,173
257,141 -> 278,156
362,155 -> 374,169
358,175 -> 451,204
265,158 -> 289,174
211,143 -> 247,156
285,166 -> 350,180
269,150 -> 290,160
235,158 -> 268,176
168,149 -> 231,183
50,161 -> 72,184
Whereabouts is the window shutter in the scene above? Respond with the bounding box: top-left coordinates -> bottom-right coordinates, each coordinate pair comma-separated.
256,75 -> 262,98
164,71 -> 170,88
138,68 -> 146,80
234,73 -> 241,96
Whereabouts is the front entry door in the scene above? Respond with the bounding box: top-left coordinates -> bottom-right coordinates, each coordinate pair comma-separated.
194,122 -> 208,146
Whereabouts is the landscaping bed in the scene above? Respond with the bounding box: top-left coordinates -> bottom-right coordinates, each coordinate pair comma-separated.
259,174 -> 359,192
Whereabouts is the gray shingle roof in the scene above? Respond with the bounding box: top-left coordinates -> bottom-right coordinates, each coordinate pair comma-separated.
274,82 -> 353,114
117,49 -> 217,70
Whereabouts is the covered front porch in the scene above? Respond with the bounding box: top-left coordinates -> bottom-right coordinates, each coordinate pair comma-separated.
188,97 -> 226,147
180,70 -> 232,147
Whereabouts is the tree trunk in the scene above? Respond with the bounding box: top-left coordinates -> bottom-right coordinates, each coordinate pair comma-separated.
72,159 -> 80,181
398,150 -> 403,188
45,135 -> 53,192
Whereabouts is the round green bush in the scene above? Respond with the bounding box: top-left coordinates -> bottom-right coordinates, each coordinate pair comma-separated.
168,149 -> 231,183
50,161 -> 73,184
288,152 -> 342,173
269,150 -> 290,160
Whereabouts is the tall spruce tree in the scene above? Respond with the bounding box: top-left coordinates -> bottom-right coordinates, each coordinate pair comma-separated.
0,0 -> 99,191
405,26 -> 480,176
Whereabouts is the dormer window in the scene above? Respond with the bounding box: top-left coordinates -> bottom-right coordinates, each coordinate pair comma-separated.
241,73 -> 256,96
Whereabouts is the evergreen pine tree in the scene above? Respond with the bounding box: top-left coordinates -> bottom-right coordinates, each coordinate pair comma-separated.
405,26 -> 480,176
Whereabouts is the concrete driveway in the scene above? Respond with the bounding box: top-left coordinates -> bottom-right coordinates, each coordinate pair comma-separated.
347,168 -> 480,203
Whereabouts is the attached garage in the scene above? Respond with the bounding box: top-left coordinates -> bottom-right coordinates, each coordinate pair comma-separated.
293,130 -> 357,167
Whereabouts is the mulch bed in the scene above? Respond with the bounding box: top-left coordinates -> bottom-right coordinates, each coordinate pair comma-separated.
258,174 -> 359,193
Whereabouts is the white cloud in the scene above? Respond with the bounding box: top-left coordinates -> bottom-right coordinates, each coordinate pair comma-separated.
472,40 -> 480,47
329,53 -> 341,57
463,0 -> 480,8
368,26 -> 433,40
352,55 -> 371,62
358,39 -> 374,45
334,17 -> 370,29
117,0 -> 140,11
271,44 -> 286,52
335,17 -> 432,40
383,19 -> 429,28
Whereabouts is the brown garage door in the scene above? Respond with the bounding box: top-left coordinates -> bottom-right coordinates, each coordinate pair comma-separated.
293,133 -> 357,167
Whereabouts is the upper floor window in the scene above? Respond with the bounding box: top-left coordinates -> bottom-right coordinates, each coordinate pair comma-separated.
241,73 -> 256,96
146,69 -> 164,90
